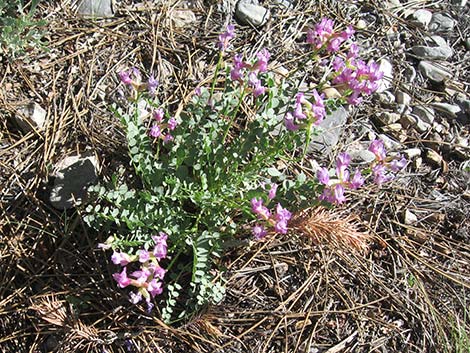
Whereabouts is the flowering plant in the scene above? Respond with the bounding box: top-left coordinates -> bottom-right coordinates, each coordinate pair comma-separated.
84,19 -> 405,322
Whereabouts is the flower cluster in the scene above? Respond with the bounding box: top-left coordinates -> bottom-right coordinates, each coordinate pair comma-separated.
284,90 -> 326,131
111,233 -> 168,310
119,68 -> 159,96
317,152 -> 364,204
149,108 -> 178,143
250,184 -> 292,239
218,24 -> 235,51
307,18 -> 354,52
368,140 -> 407,185
230,48 -> 270,98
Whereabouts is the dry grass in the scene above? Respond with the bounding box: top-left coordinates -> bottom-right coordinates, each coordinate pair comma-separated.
1,0 -> 469,352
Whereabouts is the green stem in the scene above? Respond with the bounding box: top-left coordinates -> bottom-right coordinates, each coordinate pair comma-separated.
209,51 -> 223,101
222,86 -> 246,144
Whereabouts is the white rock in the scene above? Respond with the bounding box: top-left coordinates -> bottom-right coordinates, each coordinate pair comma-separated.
429,13 -> 456,32
308,107 -> 348,154
418,61 -> 452,83
403,148 -> 422,159
411,9 -> 433,28
15,102 -> 47,133
376,59 -> 393,93
380,112 -> 401,125
411,45 -> 453,60
78,0 -> 113,18
235,0 -> 270,27
378,134 -> 401,150
171,9 -> 197,28
49,153 -> 99,209
412,106 -> 435,124
431,103 -> 462,119
396,91 -> 412,105
405,210 -> 418,225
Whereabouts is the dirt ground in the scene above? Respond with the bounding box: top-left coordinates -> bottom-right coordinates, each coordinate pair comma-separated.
1,0 -> 469,352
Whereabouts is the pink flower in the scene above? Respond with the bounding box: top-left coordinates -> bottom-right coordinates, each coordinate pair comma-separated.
336,152 -> 351,179
148,279 -> 163,297
111,251 -> 131,266
389,156 -> 407,172
131,268 -> 152,285
317,167 -> 330,185
340,25 -> 355,40
148,75 -> 159,95
372,164 -> 392,185
153,108 -> 164,122
350,169 -> 364,189
152,265 -> 166,280
168,117 -> 178,130
333,184 -> 346,204
274,219 -> 288,234
251,198 -> 271,220
254,48 -> 270,73
218,24 -> 235,51
252,225 -> 267,239
129,291 -> 142,304
149,124 -> 161,138
284,112 -> 298,131
268,183 -> 278,200
275,203 -> 292,222
138,249 -> 150,263
369,140 -> 387,161
152,232 -> 168,260
119,71 -> 132,85
113,267 -> 132,288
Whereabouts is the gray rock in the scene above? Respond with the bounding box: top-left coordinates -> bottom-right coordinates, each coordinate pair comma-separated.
411,45 -> 453,60
378,133 -> 401,150
418,61 -> 452,83
376,59 -> 393,93
410,9 -> 433,28
396,91 -> 412,105
235,0 -> 270,27
429,13 -> 455,33
456,95 -> 470,114
425,149 -> 443,167
308,107 -> 348,154
425,35 -> 448,48
379,112 -> 401,125
431,103 -> 462,118
171,9 -> 197,28
404,65 -> 417,83
49,154 -> 99,209
77,0 -> 113,18
14,102 -> 47,133
412,106 -> 435,124
273,0 -> 293,9
402,114 -> 431,132
404,209 -> 418,225
403,148 -> 422,159
349,149 -> 376,165
377,91 -> 395,105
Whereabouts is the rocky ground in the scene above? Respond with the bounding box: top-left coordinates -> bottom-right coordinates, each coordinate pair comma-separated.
0,0 -> 469,352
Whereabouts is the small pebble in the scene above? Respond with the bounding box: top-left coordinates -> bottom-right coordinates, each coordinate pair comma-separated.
425,149 -> 443,167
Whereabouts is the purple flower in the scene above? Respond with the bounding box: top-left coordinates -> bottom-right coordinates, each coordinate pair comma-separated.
327,37 -> 343,52
333,184 -> 346,204
111,251 -> 131,266
152,232 -> 168,260
148,279 -> 163,297
194,87 -> 202,96
129,291 -> 142,304
389,156 -> 407,172
372,164 -> 392,185
275,203 -> 292,222
168,117 -> 178,130
311,89 -> 326,124
350,169 -> 364,189
251,198 -> 271,220
369,139 -> 387,161
138,249 -> 150,263
274,219 -> 288,234
218,24 -> 235,51
252,225 -> 267,239
113,267 -> 131,288
163,134 -> 173,143
340,25 -> 355,40
131,268 -> 152,285
254,48 -> 270,73
119,71 -> 132,85
152,265 -> 166,280
333,57 -> 345,71
317,167 -> 330,185
347,43 -> 359,59
149,124 -> 161,138
336,152 -> 351,179
153,108 -> 164,122
284,112 -> 298,131
268,183 -> 278,200
148,75 -> 159,95
230,54 -> 245,81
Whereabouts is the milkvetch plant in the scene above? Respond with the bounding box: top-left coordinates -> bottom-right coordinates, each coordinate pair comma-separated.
84,19 -> 406,322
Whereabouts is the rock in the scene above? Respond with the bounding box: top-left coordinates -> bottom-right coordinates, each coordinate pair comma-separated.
273,0 -> 293,9
451,0 -> 467,6
402,114 -> 431,132
431,103 -> 462,118
377,91 -> 395,105
425,149 -> 443,167
455,136 -> 469,159
404,65 -> 417,83
429,13 -> 455,33
412,106 -> 435,124
44,335 -> 59,352
403,148 -> 422,159
235,0 -> 270,27
376,59 -> 393,93
411,45 -> 453,60
77,0 -> 113,18
396,104 -> 411,115
455,95 -> 470,114
410,9 -> 433,28
14,102 -> 47,133
349,149 -> 376,165
378,133 -> 401,150
322,86 -> 341,99
379,112 -> 401,125
49,153 -> 99,210
308,107 -> 348,154
404,210 -> 418,225
356,19 -> 367,30
396,91 -> 412,105
171,9 -> 197,28
418,61 -> 452,83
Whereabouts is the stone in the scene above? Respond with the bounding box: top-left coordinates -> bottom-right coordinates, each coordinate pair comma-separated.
376,59 -> 393,93
49,153 -> 99,210
455,137 -> 469,159
404,65 -> 417,83
356,19 -> 367,30
349,149 -> 376,165
235,0 -> 270,27
77,0 -> 113,18
378,134 -> 401,150
418,61 -> 452,83
14,102 -> 47,133
377,91 -> 395,105
410,9 -> 433,28
411,45 -> 453,60
412,106 -> 435,124
429,13 -> 455,33
171,9 -> 197,28
273,0 -> 293,9
379,112 -> 401,125
431,103 -> 462,119
322,86 -> 341,99
425,149 -> 443,167
396,91 -> 412,105
308,107 -> 348,154
404,210 -> 418,225
403,148 -> 422,159
451,0 -> 467,6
